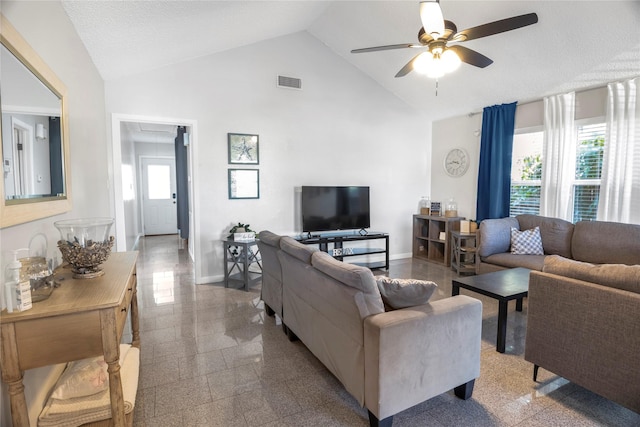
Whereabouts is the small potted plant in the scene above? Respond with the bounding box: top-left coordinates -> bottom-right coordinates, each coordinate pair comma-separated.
228,222 -> 255,241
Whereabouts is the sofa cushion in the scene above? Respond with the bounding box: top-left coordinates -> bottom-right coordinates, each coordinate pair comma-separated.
572,221 -> 640,265
279,236 -> 318,264
543,255 -> 640,294
482,253 -> 546,271
477,217 -> 519,257
375,277 -> 437,310
311,252 -> 384,317
517,214 -> 574,258
510,227 -> 544,255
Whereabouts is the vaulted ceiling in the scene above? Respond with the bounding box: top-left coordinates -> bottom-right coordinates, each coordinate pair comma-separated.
62,1 -> 640,121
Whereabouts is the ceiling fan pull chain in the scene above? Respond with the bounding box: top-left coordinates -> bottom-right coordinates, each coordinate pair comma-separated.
435,79 -> 439,96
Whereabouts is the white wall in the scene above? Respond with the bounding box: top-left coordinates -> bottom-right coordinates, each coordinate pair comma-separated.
431,86 -> 609,221
0,2 -> 109,425
106,31 -> 431,283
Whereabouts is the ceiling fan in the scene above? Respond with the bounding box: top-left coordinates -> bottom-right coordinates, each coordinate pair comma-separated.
351,0 -> 538,79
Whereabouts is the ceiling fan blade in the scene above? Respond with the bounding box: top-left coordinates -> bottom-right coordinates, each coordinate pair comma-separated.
395,54 -> 421,77
452,13 -> 538,42
448,45 -> 493,68
351,43 -> 419,54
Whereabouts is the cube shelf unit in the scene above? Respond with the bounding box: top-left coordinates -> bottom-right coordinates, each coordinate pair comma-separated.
412,215 -> 462,266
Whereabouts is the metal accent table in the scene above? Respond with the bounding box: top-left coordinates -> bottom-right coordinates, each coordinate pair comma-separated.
223,239 -> 262,291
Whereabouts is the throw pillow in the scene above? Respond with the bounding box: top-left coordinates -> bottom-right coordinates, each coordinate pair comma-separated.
51,344 -> 130,400
510,227 -> 544,255
375,277 -> 437,310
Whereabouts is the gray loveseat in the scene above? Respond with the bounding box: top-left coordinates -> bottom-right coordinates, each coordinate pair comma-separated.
258,231 -> 483,427
476,214 -> 640,274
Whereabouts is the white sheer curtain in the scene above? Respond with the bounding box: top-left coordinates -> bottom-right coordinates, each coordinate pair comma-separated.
540,92 -> 576,220
598,77 -> 640,224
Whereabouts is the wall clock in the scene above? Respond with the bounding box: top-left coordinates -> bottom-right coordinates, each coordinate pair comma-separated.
444,148 -> 470,177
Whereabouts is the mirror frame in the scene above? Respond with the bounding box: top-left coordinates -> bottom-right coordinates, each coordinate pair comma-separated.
1,14 -> 72,228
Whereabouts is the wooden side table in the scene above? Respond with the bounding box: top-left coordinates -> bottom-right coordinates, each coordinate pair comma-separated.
0,251 -> 140,426
450,231 -> 477,275
223,239 -> 262,291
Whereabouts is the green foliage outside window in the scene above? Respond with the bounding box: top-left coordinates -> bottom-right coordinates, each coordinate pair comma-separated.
510,154 -> 542,216
576,135 -> 604,179
520,153 -> 542,180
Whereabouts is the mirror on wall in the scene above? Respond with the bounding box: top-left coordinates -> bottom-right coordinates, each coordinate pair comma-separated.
0,14 -> 71,228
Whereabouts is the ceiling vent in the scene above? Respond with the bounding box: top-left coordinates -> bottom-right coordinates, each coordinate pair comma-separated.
277,75 -> 302,90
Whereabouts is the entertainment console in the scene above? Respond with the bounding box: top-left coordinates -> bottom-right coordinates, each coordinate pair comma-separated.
295,231 -> 389,270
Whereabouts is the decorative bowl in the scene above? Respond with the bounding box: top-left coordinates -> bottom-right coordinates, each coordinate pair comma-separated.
54,218 -> 115,279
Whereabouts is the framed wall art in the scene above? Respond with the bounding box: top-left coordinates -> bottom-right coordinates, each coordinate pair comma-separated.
228,169 -> 259,199
228,133 -> 259,165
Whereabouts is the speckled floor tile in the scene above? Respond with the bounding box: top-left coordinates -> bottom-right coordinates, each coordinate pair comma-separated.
131,235 -> 640,427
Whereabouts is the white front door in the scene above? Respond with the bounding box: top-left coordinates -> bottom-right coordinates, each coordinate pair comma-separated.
141,157 -> 177,235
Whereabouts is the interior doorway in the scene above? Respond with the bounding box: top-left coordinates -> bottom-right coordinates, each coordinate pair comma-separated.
110,114 -> 199,278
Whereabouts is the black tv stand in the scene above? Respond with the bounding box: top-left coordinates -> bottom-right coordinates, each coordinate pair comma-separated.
295,231 -> 389,270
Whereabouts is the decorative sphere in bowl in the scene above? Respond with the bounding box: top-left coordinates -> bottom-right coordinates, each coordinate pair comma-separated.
54,218 -> 115,279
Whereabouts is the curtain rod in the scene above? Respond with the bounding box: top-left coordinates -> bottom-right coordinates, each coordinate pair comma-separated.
467,81 -> 614,117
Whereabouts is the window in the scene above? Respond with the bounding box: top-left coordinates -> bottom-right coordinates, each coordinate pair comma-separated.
510,130 -> 543,216
509,121 -> 606,222
573,122 -> 605,222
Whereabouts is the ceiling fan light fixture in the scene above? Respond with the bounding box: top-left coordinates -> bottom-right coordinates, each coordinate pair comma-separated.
413,52 -> 434,75
414,52 -> 445,78
441,49 -> 461,73
419,0 -> 445,39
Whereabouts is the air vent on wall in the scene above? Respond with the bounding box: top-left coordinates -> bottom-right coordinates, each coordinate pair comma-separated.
277,75 -> 302,90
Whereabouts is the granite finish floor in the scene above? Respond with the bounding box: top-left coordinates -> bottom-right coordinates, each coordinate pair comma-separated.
131,235 -> 640,426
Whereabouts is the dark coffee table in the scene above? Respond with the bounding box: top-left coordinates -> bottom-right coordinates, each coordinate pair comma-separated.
452,268 -> 531,353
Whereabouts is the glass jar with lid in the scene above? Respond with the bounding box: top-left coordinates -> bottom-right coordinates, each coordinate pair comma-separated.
445,198 -> 458,218
419,196 -> 431,215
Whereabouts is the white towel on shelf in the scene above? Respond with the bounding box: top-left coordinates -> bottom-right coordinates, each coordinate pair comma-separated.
38,345 -> 140,427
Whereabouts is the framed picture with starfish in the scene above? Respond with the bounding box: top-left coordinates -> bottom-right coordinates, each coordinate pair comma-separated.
228,133 -> 259,165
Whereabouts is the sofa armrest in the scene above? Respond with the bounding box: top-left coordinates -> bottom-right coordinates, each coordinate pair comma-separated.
364,295 -> 482,420
525,271 -> 640,413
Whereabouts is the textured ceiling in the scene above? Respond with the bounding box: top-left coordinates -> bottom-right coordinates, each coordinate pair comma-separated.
62,1 -> 640,121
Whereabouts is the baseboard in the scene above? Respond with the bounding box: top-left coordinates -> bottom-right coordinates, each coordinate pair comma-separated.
196,274 -> 225,285
391,252 -> 413,260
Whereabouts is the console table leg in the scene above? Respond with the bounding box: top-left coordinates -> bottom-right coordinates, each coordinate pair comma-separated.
1,324 -> 29,426
516,298 -> 523,312
497,301 -> 508,353
131,285 -> 141,348
100,311 -> 126,425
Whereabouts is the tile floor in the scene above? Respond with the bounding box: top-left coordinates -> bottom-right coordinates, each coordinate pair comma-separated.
131,235 -> 640,426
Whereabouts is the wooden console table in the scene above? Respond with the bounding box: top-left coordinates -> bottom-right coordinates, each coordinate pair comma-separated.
0,251 -> 140,426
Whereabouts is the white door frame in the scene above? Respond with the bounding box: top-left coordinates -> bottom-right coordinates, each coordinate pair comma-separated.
10,117 -> 34,196
109,114 -> 200,276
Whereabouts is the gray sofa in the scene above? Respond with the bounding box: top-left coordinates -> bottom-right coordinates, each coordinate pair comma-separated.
525,256 -> 640,413
258,231 -> 483,427
257,231 -> 283,318
476,214 -> 640,274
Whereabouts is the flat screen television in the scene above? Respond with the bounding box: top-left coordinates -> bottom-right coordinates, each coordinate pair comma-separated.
301,186 -> 370,232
